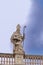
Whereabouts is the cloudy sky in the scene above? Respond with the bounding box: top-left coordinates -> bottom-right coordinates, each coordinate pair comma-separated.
25,0 -> 43,55
0,0 -> 43,55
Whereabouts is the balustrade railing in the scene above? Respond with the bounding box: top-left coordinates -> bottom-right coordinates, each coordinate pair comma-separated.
0,53 -> 43,65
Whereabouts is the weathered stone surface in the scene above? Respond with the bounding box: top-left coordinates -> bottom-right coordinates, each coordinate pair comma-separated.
11,24 -> 25,64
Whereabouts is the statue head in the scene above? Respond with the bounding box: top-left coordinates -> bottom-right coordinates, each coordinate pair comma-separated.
16,24 -> 21,33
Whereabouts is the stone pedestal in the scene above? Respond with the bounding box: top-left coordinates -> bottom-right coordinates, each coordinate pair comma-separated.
14,54 -> 25,65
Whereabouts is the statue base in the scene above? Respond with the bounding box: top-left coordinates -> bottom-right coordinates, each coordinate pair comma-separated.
14,54 -> 25,65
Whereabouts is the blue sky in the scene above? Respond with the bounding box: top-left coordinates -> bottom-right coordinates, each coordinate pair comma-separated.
25,0 -> 43,55
0,0 -> 43,55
